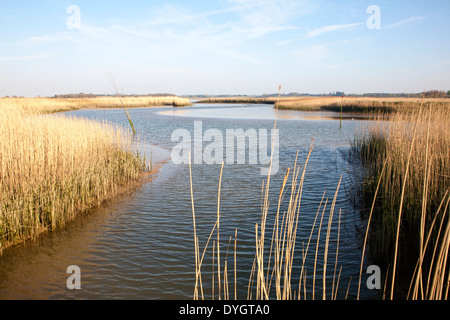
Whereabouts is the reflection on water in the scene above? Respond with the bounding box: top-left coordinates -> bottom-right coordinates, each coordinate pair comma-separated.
160,104 -> 370,121
0,104 -> 375,300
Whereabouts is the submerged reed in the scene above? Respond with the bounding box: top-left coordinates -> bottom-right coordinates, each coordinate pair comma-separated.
190,143 -> 352,300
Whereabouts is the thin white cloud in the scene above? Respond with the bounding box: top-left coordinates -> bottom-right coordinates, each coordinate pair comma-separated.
0,54 -> 48,61
15,0 -> 313,69
306,22 -> 363,38
292,43 -> 330,63
220,0 -> 303,41
428,59 -> 450,68
291,40 -> 364,68
384,16 -> 426,29
275,38 -> 298,46
142,4 -> 212,27
25,32 -> 79,45
321,61 -> 366,69
85,1 -> 305,63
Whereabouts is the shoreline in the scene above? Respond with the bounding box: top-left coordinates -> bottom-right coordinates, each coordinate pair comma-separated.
0,156 -> 168,255
0,96 -> 192,115
195,96 -> 450,114
0,100 -> 170,252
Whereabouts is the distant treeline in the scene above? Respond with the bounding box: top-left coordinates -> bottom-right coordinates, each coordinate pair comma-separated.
51,93 -> 179,98
260,90 -> 450,98
362,90 -> 450,98
4,90 -> 449,99
185,90 -> 450,99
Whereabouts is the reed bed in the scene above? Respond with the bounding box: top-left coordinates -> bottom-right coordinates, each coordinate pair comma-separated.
190,91 -> 354,300
249,144 -> 345,300
352,102 -> 450,299
196,96 -> 450,114
190,138 -> 356,300
0,102 -> 147,250
190,100 -> 449,300
275,96 -> 450,113
0,96 -> 191,115
196,97 -> 277,104
74,96 -> 192,108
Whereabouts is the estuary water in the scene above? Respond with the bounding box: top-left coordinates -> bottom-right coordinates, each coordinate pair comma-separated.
0,103 -> 376,300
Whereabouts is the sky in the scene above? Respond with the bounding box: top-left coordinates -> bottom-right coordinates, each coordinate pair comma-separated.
0,0 -> 449,97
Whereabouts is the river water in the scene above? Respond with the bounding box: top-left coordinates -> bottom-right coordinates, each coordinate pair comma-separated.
0,103 -> 376,300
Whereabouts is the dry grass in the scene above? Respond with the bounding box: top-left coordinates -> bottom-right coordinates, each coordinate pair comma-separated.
190,91 -> 349,300
190,100 -> 450,300
0,96 -> 191,115
353,102 -> 450,299
77,96 -> 192,108
190,143 -> 349,300
196,96 -> 450,114
275,96 -> 450,113
191,91 -> 350,300
0,100 -> 148,250
196,97 -> 277,104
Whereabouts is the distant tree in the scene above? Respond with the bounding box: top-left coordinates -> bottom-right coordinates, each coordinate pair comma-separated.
328,91 -> 345,96
447,90 -> 450,97
423,90 -> 447,98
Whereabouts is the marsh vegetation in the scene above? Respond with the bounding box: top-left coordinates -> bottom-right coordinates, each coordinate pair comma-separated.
275,96 -> 450,114
0,96 -> 191,115
189,99 -> 450,300
351,102 -> 450,299
0,95 -> 448,300
0,98 -> 151,250
196,96 -> 450,115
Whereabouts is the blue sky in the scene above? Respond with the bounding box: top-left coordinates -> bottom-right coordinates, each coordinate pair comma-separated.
0,0 -> 449,97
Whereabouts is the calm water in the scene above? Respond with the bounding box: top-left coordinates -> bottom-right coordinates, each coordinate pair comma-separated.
0,103 -> 376,300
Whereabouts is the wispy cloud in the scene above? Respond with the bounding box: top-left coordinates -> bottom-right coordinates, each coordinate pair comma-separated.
24,32 -> 82,47
306,22 -> 363,38
428,58 -> 450,68
0,54 -> 48,61
321,61 -> 366,69
384,16 -> 426,29
291,40 -> 365,68
14,1 -> 314,68
292,43 -> 330,63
